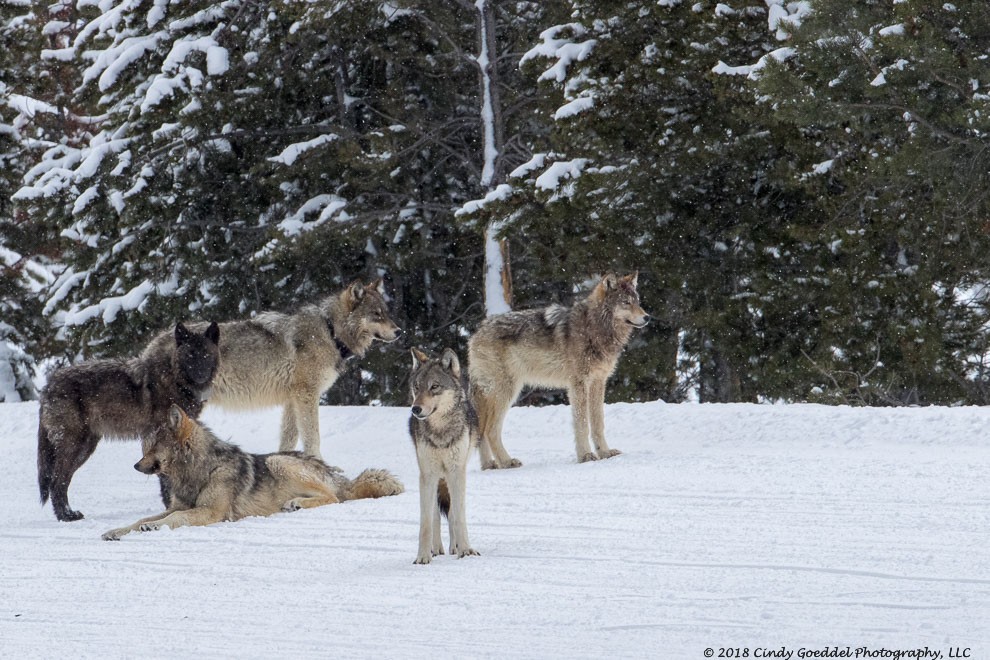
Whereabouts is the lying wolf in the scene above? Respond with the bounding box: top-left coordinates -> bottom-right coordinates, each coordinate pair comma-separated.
102,404 -> 404,540
141,279 -> 401,460
38,322 -> 220,521
468,272 -> 649,468
408,347 -> 479,564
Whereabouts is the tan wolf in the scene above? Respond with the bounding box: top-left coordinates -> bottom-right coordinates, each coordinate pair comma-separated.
468,272 -> 649,469
38,322 -> 220,522
408,348 -> 479,564
102,404 -> 404,540
142,279 -> 401,460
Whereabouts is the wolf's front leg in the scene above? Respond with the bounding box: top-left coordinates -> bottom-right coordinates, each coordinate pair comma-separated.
294,392 -> 323,460
588,378 -> 620,459
142,506 -> 225,532
568,381 -> 596,463
278,402 -> 299,452
415,472 -> 440,564
445,467 -> 478,558
102,508 -> 175,540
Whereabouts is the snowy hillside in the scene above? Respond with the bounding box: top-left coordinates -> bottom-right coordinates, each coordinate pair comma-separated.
1,401 -> 988,658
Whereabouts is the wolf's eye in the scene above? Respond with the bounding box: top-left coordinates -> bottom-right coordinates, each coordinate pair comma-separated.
429,382 -> 441,393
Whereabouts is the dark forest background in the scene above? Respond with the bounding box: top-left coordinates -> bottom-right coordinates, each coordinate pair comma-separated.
3,0 -> 990,406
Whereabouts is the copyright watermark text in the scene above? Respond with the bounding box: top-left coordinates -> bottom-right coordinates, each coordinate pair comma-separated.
702,647 -> 971,660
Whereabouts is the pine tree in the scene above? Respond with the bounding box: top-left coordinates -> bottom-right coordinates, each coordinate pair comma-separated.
470,0 -> 809,402
756,0 -> 990,404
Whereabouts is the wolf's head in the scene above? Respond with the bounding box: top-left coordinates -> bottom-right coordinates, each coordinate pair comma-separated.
338,279 -> 402,356
409,347 -> 464,421
135,404 -> 200,476
174,321 -> 221,389
591,272 -> 650,329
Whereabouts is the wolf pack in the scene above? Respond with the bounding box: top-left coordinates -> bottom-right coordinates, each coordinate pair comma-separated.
36,273 -> 649,564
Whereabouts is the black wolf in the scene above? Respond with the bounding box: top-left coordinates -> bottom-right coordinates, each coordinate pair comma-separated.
38,322 -> 220,521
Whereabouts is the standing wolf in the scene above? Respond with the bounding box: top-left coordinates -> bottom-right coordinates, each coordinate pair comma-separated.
142,279 -> 401,460
38,322 -> 220,521
468,272 -> 649,469
102,404 -> 404,540
408,348 -> 479,564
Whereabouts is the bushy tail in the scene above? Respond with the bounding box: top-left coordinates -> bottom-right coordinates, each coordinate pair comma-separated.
437,479 -> 450,518
341,468 -> 404,501
38,422 -> 55,505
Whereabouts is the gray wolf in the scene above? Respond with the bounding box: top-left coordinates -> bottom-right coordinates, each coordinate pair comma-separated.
408,347 -> 479,564
141,279 -> 401,461
468,272 -> 649,468
102,404 -> 404,540
38,322 -> 220,521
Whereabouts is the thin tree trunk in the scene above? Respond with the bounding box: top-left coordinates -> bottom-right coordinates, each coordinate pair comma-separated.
475,0 -> 512,315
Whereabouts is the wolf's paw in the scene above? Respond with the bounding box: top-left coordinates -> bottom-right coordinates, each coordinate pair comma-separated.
57,508 -> 84,522
481,460 -> 498,470
432,545 -> 445,557
282,498 -> 304,512
138,521 -> 162,532
504,458 -> 523,468
102,528 -> 126,541
414,554 -> 433,565
457,548 -> 480,558
598,448 -> 622,459
579,452 -> 599,463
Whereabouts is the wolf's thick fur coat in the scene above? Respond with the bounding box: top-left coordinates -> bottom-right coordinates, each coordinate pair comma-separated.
408,348 -> 479,564
38,322 -> 220,522
141,280 -> 401,460
102,405 -> 404,540
468,273 -> 649,468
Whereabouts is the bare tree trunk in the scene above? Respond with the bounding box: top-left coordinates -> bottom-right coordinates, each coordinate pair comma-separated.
475,0 -> 512,315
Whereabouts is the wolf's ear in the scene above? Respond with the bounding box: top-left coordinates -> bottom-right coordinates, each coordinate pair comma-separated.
440,348 -> 461,378
168,404 -> 184,430
349,280 -> 365,301
367,278 -> 385,295
592,273 -> 617,302
174,322 -> 192,345
204,321 -> 220,345
620,271 -> 638,290
411,347 -> 430,369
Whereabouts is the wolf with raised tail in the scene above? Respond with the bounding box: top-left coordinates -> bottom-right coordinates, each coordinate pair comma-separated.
102,404 -> 404,540
468,272 -> 649,469
408,347 -> 479,565
141,279 -> 401,461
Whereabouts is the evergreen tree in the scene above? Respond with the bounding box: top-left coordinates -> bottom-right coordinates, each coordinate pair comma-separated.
469,0 -> 809,403
756,0 -> 990,404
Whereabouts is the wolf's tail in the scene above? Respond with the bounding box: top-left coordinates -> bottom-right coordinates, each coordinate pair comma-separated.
437,479 -> 451,518
38,419 -> 55,505
341,468 -> 404,501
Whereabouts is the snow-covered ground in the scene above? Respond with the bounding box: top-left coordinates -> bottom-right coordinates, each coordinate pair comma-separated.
1,401 -> 988,658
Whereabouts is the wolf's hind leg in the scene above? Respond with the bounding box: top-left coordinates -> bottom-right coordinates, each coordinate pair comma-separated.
50,431 -> 100,522
476,382 -> 522,469
283,480 -> 339,511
